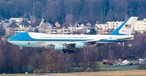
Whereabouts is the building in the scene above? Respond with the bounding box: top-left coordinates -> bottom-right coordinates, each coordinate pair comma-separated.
95,18 -> 146,34
4,17 -> 146,35
5,21 -> 19,35
38,22 -> 52,33
38,19 -> 52,33
134,18 -> 146,33
9,18 -> 23,23
106,21 -> 123,30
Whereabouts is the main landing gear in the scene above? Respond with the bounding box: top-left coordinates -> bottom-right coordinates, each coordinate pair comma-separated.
62,49 -> 76,54
19,46 -> 24,52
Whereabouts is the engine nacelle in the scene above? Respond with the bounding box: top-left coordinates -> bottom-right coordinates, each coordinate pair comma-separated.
75,43 -> 85,48
54,45 -> 64,51
45,45 -> 53,49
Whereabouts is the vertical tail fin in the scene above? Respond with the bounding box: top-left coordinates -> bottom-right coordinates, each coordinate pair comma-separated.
110,17 -> 138,35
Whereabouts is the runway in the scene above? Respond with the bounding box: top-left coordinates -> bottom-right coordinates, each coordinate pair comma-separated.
53,70 -> 146,76
2,70 -> 145,76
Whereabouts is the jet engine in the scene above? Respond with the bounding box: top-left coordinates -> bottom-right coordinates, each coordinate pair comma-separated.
75,43 -> 85,48
54,45 -> 64,51
45,45 -> 53,49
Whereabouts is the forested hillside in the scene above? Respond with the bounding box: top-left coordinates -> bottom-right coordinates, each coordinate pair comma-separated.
0,0 -> 146,24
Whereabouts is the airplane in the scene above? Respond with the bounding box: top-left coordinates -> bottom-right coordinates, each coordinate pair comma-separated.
7,17 -> 138,54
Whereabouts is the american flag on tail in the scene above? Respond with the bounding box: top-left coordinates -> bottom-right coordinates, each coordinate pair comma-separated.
125,24 -> 131,28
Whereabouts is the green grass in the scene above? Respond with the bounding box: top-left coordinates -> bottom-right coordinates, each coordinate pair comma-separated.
97,61 -> 139,71
99,65 -> 138,71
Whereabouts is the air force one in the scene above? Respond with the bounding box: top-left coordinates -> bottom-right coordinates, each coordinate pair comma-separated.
8,17 -> 138,53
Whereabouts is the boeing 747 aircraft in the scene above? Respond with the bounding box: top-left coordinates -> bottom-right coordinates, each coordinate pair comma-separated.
8,17 -> 138,53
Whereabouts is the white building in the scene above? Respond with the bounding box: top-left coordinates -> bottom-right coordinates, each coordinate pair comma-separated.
134,18 -> 146,33
95,24 -> 107,30
95,18 -> 146,34
106,21 -> 123,30
9,18 -> 23,23
95,21 -> 123,30
95,21 -> 123,34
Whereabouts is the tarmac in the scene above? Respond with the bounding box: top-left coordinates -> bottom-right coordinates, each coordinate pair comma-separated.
1,70 -> 146,76
35,70 -> 146,76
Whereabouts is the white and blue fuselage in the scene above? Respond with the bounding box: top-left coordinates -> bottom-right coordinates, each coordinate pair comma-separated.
8,32 -> 133,47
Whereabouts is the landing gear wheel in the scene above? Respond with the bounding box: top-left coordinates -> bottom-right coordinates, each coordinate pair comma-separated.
62,49 -> 67,53
19,46 -> 23,52
62,49 -> 75,54
67,49 -> 75,54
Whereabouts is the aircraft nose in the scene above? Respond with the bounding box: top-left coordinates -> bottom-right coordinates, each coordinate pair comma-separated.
7,36 -> 14,44
7,37 -> 12,43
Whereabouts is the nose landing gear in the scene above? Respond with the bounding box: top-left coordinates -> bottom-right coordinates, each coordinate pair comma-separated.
62,49 -> 76,54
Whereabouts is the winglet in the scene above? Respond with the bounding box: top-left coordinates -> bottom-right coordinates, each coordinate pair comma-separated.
110,17 -> 138,35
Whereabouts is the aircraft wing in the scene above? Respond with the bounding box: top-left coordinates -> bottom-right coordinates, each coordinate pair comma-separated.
34,39 -> 103,47
66,39 -> 102,45
34,42 -> 53,47
85,39 -> 101,44
116,37 -> 134,40
34,38 -> 110,48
